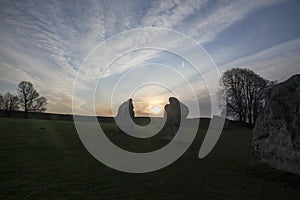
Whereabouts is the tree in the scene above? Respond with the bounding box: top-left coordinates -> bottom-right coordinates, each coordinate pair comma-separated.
17,81 -> 47,117
0,93 -> 3,110
218,68 -> 273,128
0,92 -> 19,117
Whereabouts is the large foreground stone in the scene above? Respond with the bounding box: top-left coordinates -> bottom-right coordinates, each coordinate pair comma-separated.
252,74 -> 300,175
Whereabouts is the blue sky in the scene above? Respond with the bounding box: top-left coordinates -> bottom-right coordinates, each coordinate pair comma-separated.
0,0 -> 299,117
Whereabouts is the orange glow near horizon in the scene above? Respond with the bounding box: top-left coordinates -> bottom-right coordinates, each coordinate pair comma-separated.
95,97 -> 170,117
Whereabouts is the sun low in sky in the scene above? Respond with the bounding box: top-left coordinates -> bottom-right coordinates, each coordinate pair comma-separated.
150,105 -> 163,115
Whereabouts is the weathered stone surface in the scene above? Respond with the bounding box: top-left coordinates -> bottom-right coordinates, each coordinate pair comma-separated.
252,74 -> 300,175
162,97 -> 189,141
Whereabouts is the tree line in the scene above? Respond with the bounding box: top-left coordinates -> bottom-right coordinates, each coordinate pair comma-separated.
0,81 -> 47,118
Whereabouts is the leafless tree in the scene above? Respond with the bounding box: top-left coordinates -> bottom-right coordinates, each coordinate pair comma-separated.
17,81 -> 47,117
0,92 -> 19,117
0,93 -> 3,110
218,68 -> 273,128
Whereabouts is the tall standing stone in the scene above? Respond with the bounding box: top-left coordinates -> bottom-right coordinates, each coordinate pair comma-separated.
162,97 -> 189,141
116,99 -> 135,133
252,74 -> 300,175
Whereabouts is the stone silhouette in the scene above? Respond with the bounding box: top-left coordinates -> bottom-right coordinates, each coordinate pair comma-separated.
116,98 -> 135,133
162,97 -> 189,141
252,74 -> 300,175
128,98 -> 134,119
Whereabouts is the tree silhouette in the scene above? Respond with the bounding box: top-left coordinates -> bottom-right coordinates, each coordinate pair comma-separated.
218,68 -> 273,128
1,92 -> 19,117
0,93 -> 3,110
17,81 -> 47,117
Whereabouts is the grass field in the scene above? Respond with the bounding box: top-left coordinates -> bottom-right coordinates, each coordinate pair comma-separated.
0,118 -> 299,199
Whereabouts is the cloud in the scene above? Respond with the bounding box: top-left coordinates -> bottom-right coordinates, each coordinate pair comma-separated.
142,0 -> 208,28
0,0 -> 294,116
184,0 -> 286,43
222,37 -> 300,81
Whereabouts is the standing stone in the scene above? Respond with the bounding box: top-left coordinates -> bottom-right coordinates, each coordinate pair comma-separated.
115,98 -> 135,133
128,98 -> 134,119
252,74 -> 300,175
162,97 -> 189,141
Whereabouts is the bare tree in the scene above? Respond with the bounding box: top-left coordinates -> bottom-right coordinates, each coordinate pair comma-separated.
0,92 -> 19,117
218,68 -> 273,128
17,81 -> 47,117
0,93 -> 3,110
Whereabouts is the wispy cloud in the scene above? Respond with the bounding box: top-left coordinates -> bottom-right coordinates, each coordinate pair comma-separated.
183,0 -> 286,43
0,0 -> 297,116
222,37 -> 300,81
142,0 -> 208,28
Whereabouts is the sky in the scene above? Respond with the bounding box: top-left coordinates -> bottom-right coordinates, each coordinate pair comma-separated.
0,0 -> 299,117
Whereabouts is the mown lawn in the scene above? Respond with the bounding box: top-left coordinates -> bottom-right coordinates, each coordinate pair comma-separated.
0,118 -> 299,199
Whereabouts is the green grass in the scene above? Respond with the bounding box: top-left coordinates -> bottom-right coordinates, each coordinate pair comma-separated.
0,118 -> 299,199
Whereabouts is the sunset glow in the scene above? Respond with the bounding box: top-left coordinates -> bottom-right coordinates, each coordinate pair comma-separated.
150,105 -> 162,115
